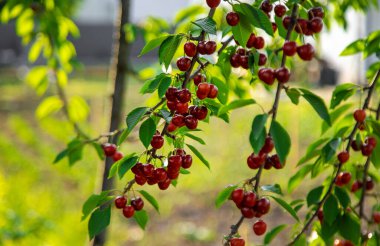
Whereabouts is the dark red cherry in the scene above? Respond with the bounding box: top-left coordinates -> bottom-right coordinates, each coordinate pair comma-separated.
226,12 -> 240,26
185,115 -> 198,130
182,154 -> 193,169
274,4 -> 286,17
177,57 -> 192,71
114,196 -> 127,209
102,143 -> 117,157
122,205 -> 135,218
184,42 -> 197,57
131,197 -> 144,211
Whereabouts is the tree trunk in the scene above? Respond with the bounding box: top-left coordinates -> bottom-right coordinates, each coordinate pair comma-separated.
92,0 -> 131,245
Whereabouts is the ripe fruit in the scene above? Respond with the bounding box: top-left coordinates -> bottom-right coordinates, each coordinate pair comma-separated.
366,178 -> 374,190
243,191 -> 257,207
194,106 -> 208,120
274,4 -> 286,17
283,41 -> 297,56
366,137 -> 377,148
131,197 -> 144,211
142,164 -> 155,177
246,34 -> 256,48
206,0 -> 221,8
158,178 -> 171,190
185,115 -> 198,129
260,0 -> 273,13
168,155 -> 182,171
198,41 -> 207,55
247,153 -> 265,169
177,57 -> 192,71
336,172 -> 351,186
153,168 -> 168,182
230,54 -> 241,68
172,114 -> 185,127
226,12 -> 240,26
176,88 -> 191,103
193,73 -> 205,86
132,163 -> 143,175
282,16 -> 291,29
309,17 -> 323,33
114,196 -> 127,208
176,102 -> 189,114
239,55 -> 249,69
208,84 -> 219,99
167,122 -> 177,132
353,109 -> 366,123
272,22 -> 277,33
373,212 -> 380,224
275,67 -> 290,83
197,82 -> 211,99
261,136 -> 274,154
122,205 -> 135,218
253,220 -> 267,236
361,144 -> 373,156
167,170 -> 180,180
337,151 -> 349,164
205,41 -> 217,55
241,207 -> 255,218
184,42 -> 197,57
295,18 -> 308,34
297,43 -> 315,61
258,68 -> 275,85
317,210 -> 324,223
351,140 -> 361,151
334,239 -> 354,246
182,155 -> 193,169
229,238 -> 245,246
255,197 -> 270,214
112,151 -> 123,161
102,143 -> 117,157
231,188 -> 244,205
253,36 -> 265,49
258,53 -> 267,66
135,174 -> 147,185
271,154 -> 283,169
308,7 -> 324,20
165,87 -> 178,101
151,134 -> 164,149
351,180 -> 362,192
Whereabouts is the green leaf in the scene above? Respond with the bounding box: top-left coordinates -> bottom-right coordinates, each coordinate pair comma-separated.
126,107 -> 149,133
298,138 -> 329,166
250,127 -> 266,154
371,136 -> 380,169
36,96 -> 63,119
211,77 -> 229,105
250,114 -> 268,141
334,186 -> 350,208
340,39 -> 366,56
157,76 -> 172,98
159,109 -> 172,123
261,184 -> 283,195
139,118 -> 156,148
138,190 -> 160,213
88,206 -> 111,240
338,213 -> 361,244
218,99 -> 256,116
134,210 -> 149,230
286,88 -> 301,105
92,142 -> 105,161
288,164 -> 312,193
270,196 -> 299,222
140,73 -> 171,94
186,144 -> 210,169
81,191 -> 111,221
330,83 -> 357,109
306,186 -> 323,207
239,3 -> 273,36
139,35 -> 170,57
184,133 -> 206,145
322,104 -> 352,134
117,128 -> 129,146
231,7 -> 252,47
323,195 -> 340,225
159,34 -> 184,70
67,138 -> 84,166
215,185 -> 238,208
53,149 -> 68,164
321,138 -> 341,162
264,224 -> 287,244
192,17 -> 217,35
270,121 -> 291,164
299,88 -> 331,125
117,156 -> 138,179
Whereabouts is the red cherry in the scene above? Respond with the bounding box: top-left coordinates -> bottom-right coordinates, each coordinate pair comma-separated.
231,188 -> 244,205
239,55 -> 249,69
114,196 -> 127,209
206,0 -> 221,8
102,143 -> 117,157
253,36 -> 265,49
197,83 -> 211,100
158,178 -> 171,190
175,148 -> 186,156
258,68 -> 275,85
271,154 -> 283,169
167,122 -> 177,132
168,155 -> 182,171
184,42 -> 197,57
131,197 -> 144,211
246,34 -> 256,48
297,43 -> 315,61
255,197 -> 270,214
193,73 -> 206,86
247,153 -> 265,169
145,178 -> 157,186
229,238 -> 245,246
135,174 -> 147,185
243,191 -> 257,207
237,48 -> 247,56
122,205 -> 135,218
274,4 -> 286,17
282,16 -> 291,29
272,22 -> 277,33
361,144 -> 374,156
275,67 -> 290,83
253,219 -> 267,236
112,151 -> 124,162
176,88 -> 191,103
230,54 -> 241,68
176,102 -> 189,114
366,178 -> 374,190
226,12 -> 240,26
194,106 -> 208,120
309,17 -> 323,33
260,0 -> 273,13
198,41 -> 207,55
241,207 -> 255,218
258,53 -> 267,66
341,172 -> 351,185
351,140 -> 362,151
351,180 -> 362,192
172,114 -> 186,127
142,164 -> 155,177
353,109 -> 366,123
167,170 -> 180,180
308,7 -> 324,20
317,210 -> 324,223
153,167 -> 168,182
283,41 -> 297,56
373,212 -> 380,224
260,136 -> 274,154
151,134 -> 164,149
205,41 -> 217,55
177,57 -> 192,71
185,115 -> 198,130
182,154 -> 193,169
131,162 -> 143,175
165,87 -> 178,101
337,151 -> 349,164
208,84 -> 218,99
166,100 -> 177,111
295,18 -> 308,34
366,137 -> 377,148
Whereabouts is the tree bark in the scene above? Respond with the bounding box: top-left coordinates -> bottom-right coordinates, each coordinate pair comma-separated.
92,0 -> 131,245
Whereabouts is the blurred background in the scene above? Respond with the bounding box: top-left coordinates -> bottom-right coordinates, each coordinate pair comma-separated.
0,0 -> 379,245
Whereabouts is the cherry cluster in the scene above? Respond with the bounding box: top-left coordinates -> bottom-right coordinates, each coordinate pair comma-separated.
247,136 -> 284,170
102,143 -> 123,162
283,6 -> 324,36
229,38 -> 267,69
114,195 -> 144,219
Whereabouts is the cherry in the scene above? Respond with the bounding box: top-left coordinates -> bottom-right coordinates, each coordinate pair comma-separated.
272,22 -> 277,33
243,191 -> 257,207
230,54 -> 241,68
208,84 -> 219,98
271,154 -> 283,169
114,196 -> 127,209
275,67 -> 290,83
340,172 -> 351,185
229,238 -> 245,246
175,148 -> 186,156
283,41 -> 297,56
253,36 -> 265,49
194,106 -> 208,120
247,153 -> 265,169
261,136 -> 275,154
184,42 -> 197,57
112,151 -> 123,162
131,197 -> 144,211
132,162 -> 143,175
337,151 -> 349,164
260,0 -> 273,13
351,180 -> 362,192
241,207 -> 255,218
185,115 -> 198,130
157,178 -> 170,190
168,122 -> 177,132
317,210 -> 324,223
205,41 -> 217,55
172,114 -> 186,127
226,12 -> 240,26
167,170 -> 180,180
168,155 -> 182,171
237,48 -> 246,56
351,140 -> 362,151
165,87 -> 178,101
182,154 -> 193,169
231,188 -> 244,205
334,239 -> 354,246
373,212 -> 380,224
142,164 -> 155,177
366,136 -> 377,148
361,144 -> 373,156
295,18 -> 308,34
206,0 -> 221,8
193,73 -> 206,86
258,53 -> 267,66
308,7 -> 324,20
122,205 -> 135,218
197,83 -> 211,99
246,34 -> 256,48
176,102 -> 189,114
297,43 -> 315,61
198,41 -> 207,55
258,68 -> 275,85
353,109 -> 366,123
239,55 -> 249,69
255,197 -> 270,214
153,167 -> 168,182
102,143 -> 117,157
176,88 -> 191,103
264,157 -> 273,170
309,17 -> 323,33
274,4 -> 286,17
167,100 -> 177,111
177,57 -> 192,71
282,16 -> 291,29
135,174 -> 147,185
253,219 -> 267,236
366,178 -> 374,190
151,134 -> 164,149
